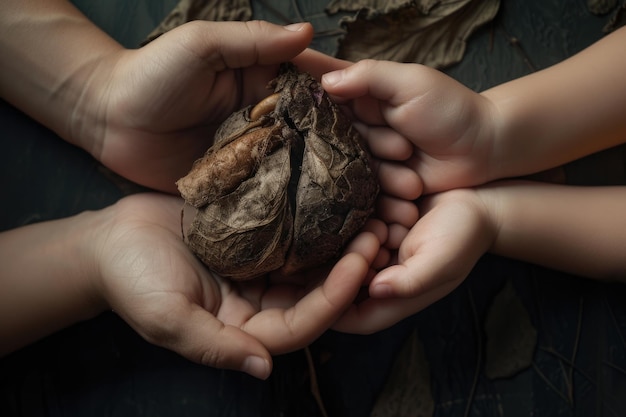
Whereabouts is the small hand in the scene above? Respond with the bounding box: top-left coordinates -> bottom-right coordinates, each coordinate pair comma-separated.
334,188 -> 496,334
322,59 -> 497,194
91,193 -> 385,378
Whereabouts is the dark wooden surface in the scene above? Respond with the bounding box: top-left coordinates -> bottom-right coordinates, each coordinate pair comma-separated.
2,1 -> 626,416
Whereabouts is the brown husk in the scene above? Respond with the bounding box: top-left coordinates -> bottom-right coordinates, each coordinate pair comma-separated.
177,64 -> 378,280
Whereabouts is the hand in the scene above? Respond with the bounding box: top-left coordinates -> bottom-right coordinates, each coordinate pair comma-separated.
333,188 -> 495,334
322,60 -> 498,195
76,21 -> 317,193
91,193 -> 384,378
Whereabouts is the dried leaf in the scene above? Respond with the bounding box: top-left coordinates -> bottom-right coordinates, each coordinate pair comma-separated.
370,330 -> 434,417
326,0 -> 436,17
330,0 -> 500,68
177,64 -> 378,280
587,0 -> 617,15
484,279 -> 537,379
603,1 -> 626,32
144,0 -> 252,43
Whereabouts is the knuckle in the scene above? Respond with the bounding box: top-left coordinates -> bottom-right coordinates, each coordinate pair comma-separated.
199,346 -> 227,368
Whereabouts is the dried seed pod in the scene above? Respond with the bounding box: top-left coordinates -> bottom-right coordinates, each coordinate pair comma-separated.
176,63 -> 379,280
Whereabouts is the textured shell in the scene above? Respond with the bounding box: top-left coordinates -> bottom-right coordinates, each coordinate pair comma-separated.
176,63 -> 378,280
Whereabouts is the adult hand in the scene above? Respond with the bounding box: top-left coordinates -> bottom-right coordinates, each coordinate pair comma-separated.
77,21 -> 316,193
92,193 -> 385,378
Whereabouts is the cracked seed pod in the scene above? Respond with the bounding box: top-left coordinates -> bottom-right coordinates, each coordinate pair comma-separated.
176,63 -> 378,280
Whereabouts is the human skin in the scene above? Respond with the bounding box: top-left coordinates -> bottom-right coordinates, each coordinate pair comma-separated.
320,27 -> 626,334
333,181 -> 626,334
0,193 -> 387,379
0,0 -> 417,272
0,0 -> 315,193
322,27 -> 626,195
0,0 -> 408,378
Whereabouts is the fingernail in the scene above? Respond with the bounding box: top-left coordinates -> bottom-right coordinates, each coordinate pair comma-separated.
370,283 -> 394,298
241,356 -> 271,380
322,71 -> 343,87
284,23 -> 306,32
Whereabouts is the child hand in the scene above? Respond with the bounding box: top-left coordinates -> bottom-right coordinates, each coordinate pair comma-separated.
334,188 -> 496,334
91,193 -> 385,378
322,59 -> 497,195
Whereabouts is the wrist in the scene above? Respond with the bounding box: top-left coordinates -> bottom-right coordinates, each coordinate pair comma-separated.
60,210 -> 111,320
66,47 -> 126,157
423,187 -> 499,257
477,92 -> 508,183
0,210 -> 109,354
0,0 -> 124,151
471,181 -> 626,279
472,184 -> 504,253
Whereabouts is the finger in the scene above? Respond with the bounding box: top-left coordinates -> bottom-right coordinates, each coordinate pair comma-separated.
376,195 -> 419,228
352,219 -> 390,273
354,123 -> 414,161
377,162 -> 422,200
244,233 -> 379,354
343,230 -> 382,264
360,218 -> 388,246
332,280 -> 459,334
369,193 -> 489,299
177,20 -> 314,70
369,260 -> 465,300
349,96 -> 387,126
266,220 -> 386,289
372,247 -> 392,271
386,223 -> 411,250
323,60 -> 453,134
368,224 -> 468,299
291,48 -> 352,80
133,298 -> 273,380
321,59 -> 422,105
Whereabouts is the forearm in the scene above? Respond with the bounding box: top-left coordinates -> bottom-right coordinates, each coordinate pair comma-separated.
482,27 -> 626,180
0,0 -> 123,147
482,181 -> 626,280
0,212 -> 107,355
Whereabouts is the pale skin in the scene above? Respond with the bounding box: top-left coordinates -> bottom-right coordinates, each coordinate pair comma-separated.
0,0 -> 419,199
320,27 -> 626,334
7,0 -> 623,375
0,0 -> 371,194
0,192 -> 386,379
1,1 -> 417,379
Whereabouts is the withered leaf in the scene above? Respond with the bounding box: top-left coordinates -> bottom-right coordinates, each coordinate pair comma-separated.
484,279 -> 537,380
144,0 -> 252,43
177,64 -> 378,280
587,0 -> 617,15
370,330 -> 434,417
603,1 -> 626,32
326,0 -> 432,17
148,0 -> 499,68
329,0 -> 500,68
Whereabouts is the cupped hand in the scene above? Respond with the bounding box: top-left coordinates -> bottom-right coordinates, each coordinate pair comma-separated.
91,193 -> 384,379
80,21 -> 316,193
333,188 -> 496,334
322,59 -> 498,194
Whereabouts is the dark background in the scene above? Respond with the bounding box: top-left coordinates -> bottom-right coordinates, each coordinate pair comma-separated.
2,1 -> 626,416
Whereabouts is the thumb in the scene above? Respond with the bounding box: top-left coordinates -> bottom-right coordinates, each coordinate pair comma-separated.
321,60 -> 458,130
369,194 -> 489,299
321,59 -> 416,102
321,59 -> 415,126
136,300 -> 273,380
171,20 -> 314,69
